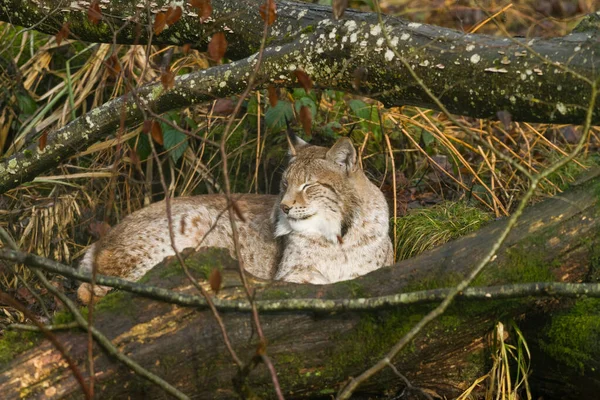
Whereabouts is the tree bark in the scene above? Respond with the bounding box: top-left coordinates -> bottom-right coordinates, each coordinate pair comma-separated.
1,170 -> 599,399
0,1 -> 599,193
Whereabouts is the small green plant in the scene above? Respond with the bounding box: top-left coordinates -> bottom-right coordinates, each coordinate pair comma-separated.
394,202 -> 493,260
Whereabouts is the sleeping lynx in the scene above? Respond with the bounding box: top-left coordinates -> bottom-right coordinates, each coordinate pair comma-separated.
77,135 -> 393,303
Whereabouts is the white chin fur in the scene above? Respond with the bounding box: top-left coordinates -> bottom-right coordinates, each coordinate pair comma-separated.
275,212 -> 340,243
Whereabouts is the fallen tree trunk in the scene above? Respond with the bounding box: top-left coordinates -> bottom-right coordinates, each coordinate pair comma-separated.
1,169 -> 600,399
1,1 -> 600,193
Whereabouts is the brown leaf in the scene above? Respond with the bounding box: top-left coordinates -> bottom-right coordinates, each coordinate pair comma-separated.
352,66 -> 367,91
38,130 -> 48,151
208,32 -> 227,62
89,221 -> 111,239
212,98 -> 235,116
56,22 -> 70,45
259,0 -> 277,26
165,6 -> 182,25
182,43 -> 192,54
151,120 -> 164,145
105,54 -> 121,78
190,0 -> 212,22
267,85 -> 278,107
142,119 -> 153,134
231,200 -> 247,222
332,0 -> 348,20
294,69 -> 312,93
16,287 -> 36,305
161,66 -> 175,90
209,268 -> 222,294
299,105 -> 312,136
88,1 -> 102,25
154,12 -> 167,35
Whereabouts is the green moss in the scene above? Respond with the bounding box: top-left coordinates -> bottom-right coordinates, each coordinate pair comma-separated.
300,25 -> 315,34
23,149 -> 33,159
95,291 -> 130,314
542,154 -> 600,192
539,298 -> 600,374
326,280 -> 367,299
402,272 -> 463,293
394,201 -> 493,260
260,289 -> 292,300
52,310 -> 75,324
0,330 -> 40,367
474,246 -> 555,286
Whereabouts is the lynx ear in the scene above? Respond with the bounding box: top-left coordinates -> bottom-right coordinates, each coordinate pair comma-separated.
285,117 -> 308,157
326,137 -> 357,172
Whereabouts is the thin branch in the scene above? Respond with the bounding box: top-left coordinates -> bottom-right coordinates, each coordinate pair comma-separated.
2,248 -> 600,312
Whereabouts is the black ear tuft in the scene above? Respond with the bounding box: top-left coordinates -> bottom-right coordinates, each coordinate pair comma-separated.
285,116 -> 308,157
326,137 -> 357,172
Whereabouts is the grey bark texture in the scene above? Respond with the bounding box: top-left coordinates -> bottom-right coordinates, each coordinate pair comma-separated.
0,1 -> 599,193
1,170 -> 599,399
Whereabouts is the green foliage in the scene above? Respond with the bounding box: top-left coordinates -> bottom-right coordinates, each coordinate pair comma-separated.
265,100 -> 294,130
348,99 -> 381,139
394,202 -> 493,260
160,113 -> 189,163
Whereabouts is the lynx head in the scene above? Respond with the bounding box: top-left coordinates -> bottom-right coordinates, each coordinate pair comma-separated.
273,135 -> 362,243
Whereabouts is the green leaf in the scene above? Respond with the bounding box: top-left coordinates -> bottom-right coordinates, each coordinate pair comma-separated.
15,91 -> 37,115
294,97 -> 317,118
421,130 -> 436,148
265,100 -> 294,130
132,133 -> 151,161
161,122 -> 188,163
349,99 -> 381,139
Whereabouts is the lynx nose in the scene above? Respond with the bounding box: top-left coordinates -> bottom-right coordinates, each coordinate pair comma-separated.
280,204 -> 291,214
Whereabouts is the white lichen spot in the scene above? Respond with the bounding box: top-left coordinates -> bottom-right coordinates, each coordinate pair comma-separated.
484,67 -> 507,73
557,85 -> 562,91
391,36 -> 398,46
350,33 -> 357,43
384,49 -> 395,61
297,9 -> 308,19
470,53 -> 481,64
525,69 -> 532,75
556,102 -> 567,115
533,68 -> 543,75
509,95 -> 516,104
501,56 -> 511,65
345,20 -> 357,31
370,25 -> 381,36
520,73 -> 527,81
436,64 -> 445,69
275,46 -> 282,52
288,64 -> 297,71
219,81 -> 226,88
85,115 -> 95,128
419,60 -> 430,67
574,46 -> 581,52
408,22 -> 422,28
224,70 -> 231,80
7,158 -> 18,174
376,38 -> 384,47
360,40 -> 367,47
466,44 -> 475,52
400,33 -> 410,41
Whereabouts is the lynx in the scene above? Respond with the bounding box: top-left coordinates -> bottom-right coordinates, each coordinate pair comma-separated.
77,135 -> 393,303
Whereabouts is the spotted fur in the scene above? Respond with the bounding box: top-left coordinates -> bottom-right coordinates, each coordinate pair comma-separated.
77,137 -> 393,303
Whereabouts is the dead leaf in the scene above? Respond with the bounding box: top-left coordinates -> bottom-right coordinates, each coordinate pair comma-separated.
55,23 -> 70,45
154,12 -> 167,35
89,221 -> 111,239
165,6 -> 182,25
212,98 -> 235,116
190,0 -> 212,22
294,69 -> 312,92
208,32 -> 227,62
161,66 -> 175,90
209,268 -> 222,293
267,85 -> 278,107
332,0 -> 348,20
259,0 -> 277,26
182,43 -> 192,54
105,54 -> 121,78
299,105 -> 312,136
151,120 -> 164,145
16,287 -> 36,305
88,1 -> 102,25
38,130 -> 48,151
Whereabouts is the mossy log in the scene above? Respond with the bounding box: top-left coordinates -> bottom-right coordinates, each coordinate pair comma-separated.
1,170 -> 600,399
1,1 -> 600,193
